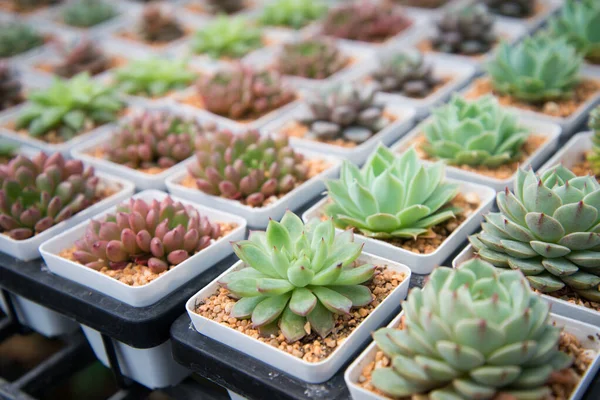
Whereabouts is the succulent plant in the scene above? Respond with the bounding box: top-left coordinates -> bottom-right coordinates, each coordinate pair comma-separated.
73,197 -> 221,273
393,0 -> 449,8
260,0 -> 327,29
469,165 -> 600,302
195,64 -> 294,120
11,0 -> 60,12
15,73 -> 124,141
483,0 -> 536,18
207,0 -> 245,14
299,83 -> 389,144
222,211 -> 373,340
137,4 -> 185,43
371,258 -> 572,399
0,140 -> 19,163
322,1 -> 412,43
114,58 -> 196,98
371,50 -> 440,98
587,106 -> 600,176
0,62 -> 24,111
325,146 -> 460,239
431,4 -> 497,55
0,22 -> 44,58
422,95 -> 529,167
548,0 -> 600,65
487,35 -> 583,103
62,0 -> 117,28
188,130 -> 308,207
0,152 -> 99,240
191,16 -> 262,59
276,37 -> 348,80
53,39 -> 111,78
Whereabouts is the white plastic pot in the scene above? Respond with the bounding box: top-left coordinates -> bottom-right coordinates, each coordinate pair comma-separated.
302,179 -> 496,274
39,190 -> 247,307
539,131 -> 594,175
186,252 -> 412,384
391,115 -> 562,191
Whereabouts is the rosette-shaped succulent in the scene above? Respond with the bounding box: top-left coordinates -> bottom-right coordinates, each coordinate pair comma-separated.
300,83 -> 388,144
222,211 -> 373,340
371,258 -> 572,399
137,4 -> 185,43
469,165 -> 600,301
260,0 -> 326,29
483,0 -> 536,18
62,0 -> 117,28
0,22 -> 44,58
191,16 -> 262,59
322,1 -> 412,43
325,146 -> 460,239
432,4 -> 497,55
207,0 -> 245,14
0,62 -> 23,111
53,39 -> 111,78
371,50 -> 440,98
114,58 -> 196,98
587,106 -> 600,176
487,35 -> 583,103
73,197 -> 221,273
422,95 -> 529,167
196,64 -> 294,120
0,152 -> 98,240
276,37 -> 348,80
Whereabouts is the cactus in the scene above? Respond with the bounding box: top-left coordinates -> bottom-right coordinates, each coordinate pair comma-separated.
188,130 -> 308,207
191,16 -> 262,59
325,146 -> 460,239
588,106 -> 600,175
260,0 -> 327,29
223,211 -> 373,340
73,197 -> 221,273
114,58 -> 196,98
0,62 -> 24,111
371,258 -> 572,399
62,0 -> 117,28
206,0 -> 245,14
371,50 -> 440,98
0,152 -> 99,240
469,165 -> 600,301
137,4 -> 185,43
53,39 -> 111,78
484,0 -> 537,18
276,37 -> 348,80
0,22 -> 44,58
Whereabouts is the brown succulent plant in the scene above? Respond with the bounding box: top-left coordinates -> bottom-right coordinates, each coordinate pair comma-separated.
0,62 -> 24,111
53,38 -> 111,78
137,4 -> 185,43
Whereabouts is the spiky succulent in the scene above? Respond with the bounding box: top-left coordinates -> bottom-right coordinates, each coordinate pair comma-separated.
0,22 -> 44,58
431,4 -> 496,55
114,58 -> 196,98
371,258 -> 572,399
393,0 -> 449,8
0,152 -> 99,240
15,73 -> 124,142
276,37 -> 348,80
191,16 -> 262,59
322,1 -> 412,43
0,62 -> 24,111
195,64 -> 294,120
422,95 -> 529,168
483,0 -> 536,18
260,0 -> 327,29
469,165 -> 600,302
371,50 -> 440,98
137,4 -> 185,43
588,106 -> 600,176
487,35 -> 583,103
222,211 -> 373,340
62,0 -> 117,28
188,130 -> 308,207
207,0 -> 245,14
73,197 -> 221,273
325,146 -> 460,239
300,83 -> 389,144
53,39 -> 111,78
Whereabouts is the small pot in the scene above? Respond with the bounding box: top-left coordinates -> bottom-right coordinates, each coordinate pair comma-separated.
539,131 -> 593,175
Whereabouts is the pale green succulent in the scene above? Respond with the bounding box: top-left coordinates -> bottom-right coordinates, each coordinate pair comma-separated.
191,16 -> 262,59
260,0 -> 327,29
114,58 -> 196,97
325,146 -> 460,239
371,258 -> 572,399
470,165 -> 600,301
422,95 -> 529,168
487,35 -> 583,103
221,211 -> 373,341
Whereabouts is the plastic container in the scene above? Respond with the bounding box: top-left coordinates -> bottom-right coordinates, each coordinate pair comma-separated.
186,252 -> 412,383
538,131 -> 593,174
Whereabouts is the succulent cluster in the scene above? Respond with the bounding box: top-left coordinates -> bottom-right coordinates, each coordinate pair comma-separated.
11,0 -> 60,12
325,146 -> 460,239
276,37 -> 348,80
0,22 -> 44,58
62,0 -> 117,28
470,165 -> 600,301
196,64 -> 294,120
188,130 -> 308,207
393,0 -> 449,8
15,73 -> 124,141
260,0 -> 326,29
432,4 -> 497,55
0,153 -> 99,240
191,16 -> 262,59
588,106 -> 600,176
73,197 -> 221,273
487,35 -> 582,103
206,0 -> 245,14
483,0 -> 536,18
300,83 -> 389,144
422,95 -> 529,167
0,62 -> 24,111
223,211 -> 373,340
114,58 -> 196,98
137,4 -> 185,43
371,50 -> 440,98
322,2 -> 412,43
372,258 -> 572,399
53,39 -> 111,78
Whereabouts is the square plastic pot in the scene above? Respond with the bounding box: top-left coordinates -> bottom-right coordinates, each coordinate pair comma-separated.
391,115 -> 562,191
185,252 -> 412,383
302,179 -> 496,274
539,131 -> 593,175
344,311 -> 600,400
165,149 -> 342,228
39,190 -> 247,307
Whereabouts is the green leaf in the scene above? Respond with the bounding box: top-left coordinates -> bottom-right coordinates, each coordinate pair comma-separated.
266,219 -> 292,253
306,301 -> 334,338
329,285 -> 373,307
289,287 -> 317,316
230,296 -> 266,319
63,109 -> 86,132
251,294 -> 290,327
279,307 -> 307,342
